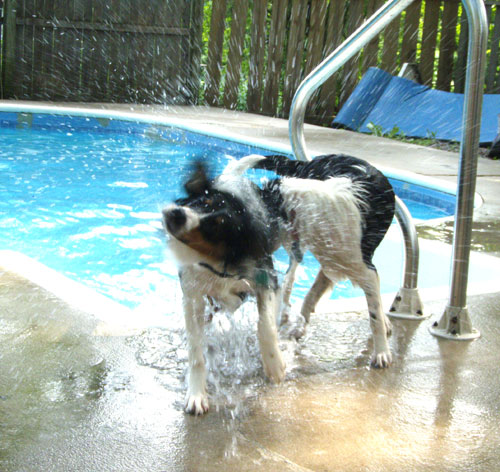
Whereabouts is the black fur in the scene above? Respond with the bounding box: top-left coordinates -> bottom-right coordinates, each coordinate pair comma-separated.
256,154 -> 395,269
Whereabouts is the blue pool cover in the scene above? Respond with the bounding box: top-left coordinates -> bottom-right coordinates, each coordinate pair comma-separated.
333,67 -> 500,145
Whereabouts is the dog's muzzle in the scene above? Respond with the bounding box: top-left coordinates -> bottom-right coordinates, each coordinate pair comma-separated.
163,207 -> 187,235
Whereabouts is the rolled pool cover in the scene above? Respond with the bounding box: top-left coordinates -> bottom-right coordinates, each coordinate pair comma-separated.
333,67 -> 500,146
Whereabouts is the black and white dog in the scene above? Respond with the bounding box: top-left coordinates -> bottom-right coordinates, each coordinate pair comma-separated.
162,154 -> 395,415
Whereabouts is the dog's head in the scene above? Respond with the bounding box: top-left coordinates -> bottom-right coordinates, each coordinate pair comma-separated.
163,162 -> 270,268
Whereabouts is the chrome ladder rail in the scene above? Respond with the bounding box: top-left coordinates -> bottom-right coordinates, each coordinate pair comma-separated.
429,0 -> 487,340
288,0 -> 487,333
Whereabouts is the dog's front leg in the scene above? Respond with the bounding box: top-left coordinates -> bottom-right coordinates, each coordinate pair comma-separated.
256,284 -> 286,383
183,293 -> 209,415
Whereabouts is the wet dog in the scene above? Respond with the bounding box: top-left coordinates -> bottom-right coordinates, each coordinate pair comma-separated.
162,154 -> 395,415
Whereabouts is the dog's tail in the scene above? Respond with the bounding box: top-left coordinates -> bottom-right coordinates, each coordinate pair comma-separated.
222,154 -> 304,177
221,154 -> 267,177
251,154 -> 303,176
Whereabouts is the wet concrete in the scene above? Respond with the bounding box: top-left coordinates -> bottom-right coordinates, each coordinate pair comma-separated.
1,103 -> 500,471
2,268 -> 500,471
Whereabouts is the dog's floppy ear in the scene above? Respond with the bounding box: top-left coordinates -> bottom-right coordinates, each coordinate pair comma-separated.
184,161 -> 211,195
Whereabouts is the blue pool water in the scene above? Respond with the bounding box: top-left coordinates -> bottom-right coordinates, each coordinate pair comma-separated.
0,113 -> 456,309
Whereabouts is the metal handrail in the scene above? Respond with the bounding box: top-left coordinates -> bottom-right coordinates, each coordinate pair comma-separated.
289,0 -> 416,161
430,0 -> 487,340
289,0 -> 425,319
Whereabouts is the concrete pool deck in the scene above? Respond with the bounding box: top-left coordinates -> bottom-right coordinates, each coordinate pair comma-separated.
1,103 -> 500,471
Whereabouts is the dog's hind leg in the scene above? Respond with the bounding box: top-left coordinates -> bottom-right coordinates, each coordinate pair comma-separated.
352,266 -> 392,368
288,270 -> 334,340
280,257 -> 299,326
182,289 -> 209,415
301,270 -> 334,324
280,242 -> 303,326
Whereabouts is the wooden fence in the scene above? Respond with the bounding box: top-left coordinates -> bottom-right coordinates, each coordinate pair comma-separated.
1,0 -> 499,123
202,0 -> 500,124
1,0 -> 203,103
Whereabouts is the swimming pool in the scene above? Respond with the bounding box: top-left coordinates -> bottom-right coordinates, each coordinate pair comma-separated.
0,109 -> 458,310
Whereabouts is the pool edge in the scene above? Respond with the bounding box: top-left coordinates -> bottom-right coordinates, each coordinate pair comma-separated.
0,250 -> 144,334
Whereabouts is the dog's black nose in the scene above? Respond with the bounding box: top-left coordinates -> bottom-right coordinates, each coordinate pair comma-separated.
163,207 -> 186,231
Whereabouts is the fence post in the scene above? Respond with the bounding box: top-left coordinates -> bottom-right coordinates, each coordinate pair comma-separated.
2,0 -> 17,99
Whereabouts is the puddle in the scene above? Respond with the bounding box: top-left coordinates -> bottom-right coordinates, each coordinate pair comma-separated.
418,220 -> 500,256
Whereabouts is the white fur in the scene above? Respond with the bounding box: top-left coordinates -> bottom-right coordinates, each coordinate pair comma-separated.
221,154 -> 266,177
167,236 -> 211,266
280,176 -> 392,367
163,204 -> 200,233
179,264 -> 255,415
280,176 -> 365,264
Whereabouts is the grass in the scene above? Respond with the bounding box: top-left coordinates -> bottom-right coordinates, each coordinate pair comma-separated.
365,121 -> 497,158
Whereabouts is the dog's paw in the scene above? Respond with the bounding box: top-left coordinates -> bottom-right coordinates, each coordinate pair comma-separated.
370,350 -> 393,369
280,313 -> 307,340
185,393 -> 209,416
288,321 -> 307,341
263,352 -> 286,383
279,306 -> 291,326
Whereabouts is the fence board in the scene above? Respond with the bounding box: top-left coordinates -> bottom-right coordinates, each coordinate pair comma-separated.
2,0 -> 17,99
130,2 -> 145,101
436,0 -> 460,91
106,0 -> 129,101
454,7 -> 469,93
304,0 -> 328,119
486,7 -> 500,92
305,0 -> 327,77
420,0 -> 441,85
362,0 -> 384,74
380,12 -> 401,75
223,0 -> 250,109
262,0 -> 288,116
20,0 -> 36,98
282,0 -> 307,116
247,0 -> 267,113
340,0 -> 365,106
81,1 -> 107,101
188,0 -> 204,102
318,0 -> 348,120
205,0 -> 227,106
51,0 -> 75,100
400,0 -> 422,65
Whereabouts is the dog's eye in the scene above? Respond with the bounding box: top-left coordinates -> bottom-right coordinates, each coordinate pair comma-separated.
197,196 -> 213,207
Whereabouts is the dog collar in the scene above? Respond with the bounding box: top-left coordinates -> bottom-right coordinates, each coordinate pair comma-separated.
198,262 -> 236,279
254,269 -> 270,287
198,262 -> 273,288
